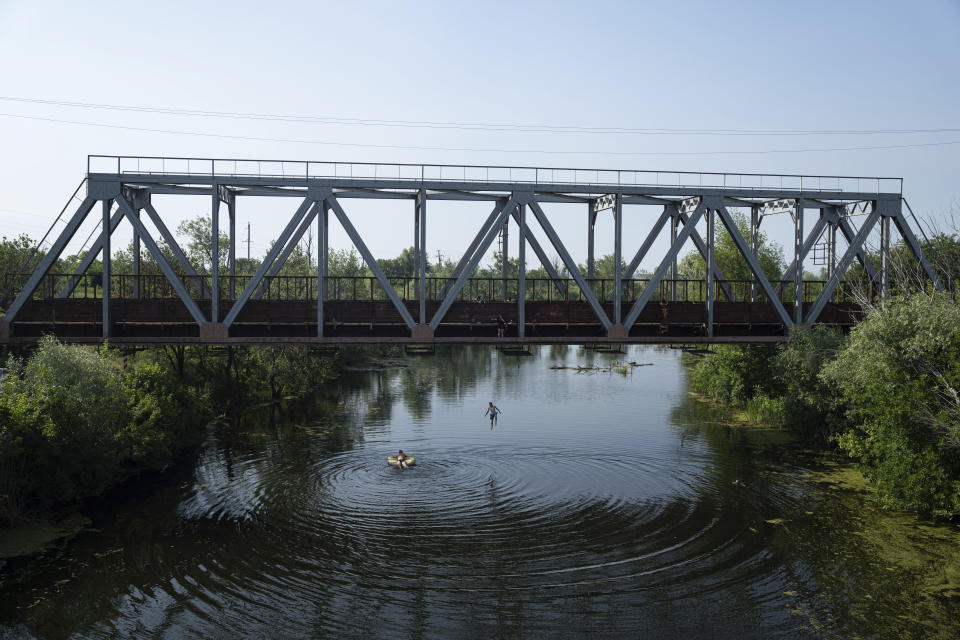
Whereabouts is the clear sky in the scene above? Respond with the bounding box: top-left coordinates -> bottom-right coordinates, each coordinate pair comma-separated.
0,0 -> 957,272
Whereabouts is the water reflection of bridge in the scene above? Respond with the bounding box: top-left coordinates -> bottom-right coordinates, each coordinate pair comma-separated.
0,157 -> 939,345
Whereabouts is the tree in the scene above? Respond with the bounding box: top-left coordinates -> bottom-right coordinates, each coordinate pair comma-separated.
677,210 -> 785,284
176,216 -> 230,274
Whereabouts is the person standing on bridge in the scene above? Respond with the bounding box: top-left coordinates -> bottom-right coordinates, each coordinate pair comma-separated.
485,402 -> 501,428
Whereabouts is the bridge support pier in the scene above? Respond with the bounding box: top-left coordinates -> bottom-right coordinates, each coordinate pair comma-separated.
411,323 -> 434,340
607,323 -> 628,340
199,322 -> 228,341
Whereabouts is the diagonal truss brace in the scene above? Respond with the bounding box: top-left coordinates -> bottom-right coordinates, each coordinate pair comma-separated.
528,199 -> 612,330
510,206 -> 568,299
223,195 -> 319,328
892,204 -> 942,290
804,207 -> 883,324
715,206 -> 793,327
57,204 -> 125,298
116,195 -> 209,326
3,196 -> 97,323
677,209 -> 736,301
837,215 -> 878,283
142,201 -> 207,297
430,196 -> 517,330
327,196 -> 417,329
623,202 -> 706,330
253,201 -> 321,300
618,205 -> 672,295
438,200 -> 506,300
777,214 -> 829,294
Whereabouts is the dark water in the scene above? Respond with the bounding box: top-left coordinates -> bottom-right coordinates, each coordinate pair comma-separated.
1,346 -> 958,639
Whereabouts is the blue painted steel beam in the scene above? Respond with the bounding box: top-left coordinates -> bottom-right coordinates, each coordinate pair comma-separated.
115,195 -> 209,326
714,206 -> 793,327
623,201 -> 705,330
804,208 -> 882,324
3,196 -> 96,323
528,199 -> 612,330
430,196 -> 517,330
327,196 -> 417,329
223,196 -> 317,328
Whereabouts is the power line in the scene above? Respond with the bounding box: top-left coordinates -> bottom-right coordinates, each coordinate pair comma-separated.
2,111 -> 959,157
0,95 -> 957,137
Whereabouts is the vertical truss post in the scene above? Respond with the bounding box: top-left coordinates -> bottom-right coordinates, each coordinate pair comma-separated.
101,199 -> 111,339
826,210 -> 837,283
500,216 -> 509,301
587,201 -> 596,281
413,193 -> 420,285
132,206 -> 140,299
518,202 -> 526,337
418,189 -> 427,325
510,207 -> 567,299
706,207 -> 714,337
677,209 -> 736,301
613,193 -> 622,324
880,213 -> 890,299
750,205 -> 759,302
211,184 -> 220,322
317,198 -> 325,336
228,194 -> 236,300
670,209 -> 679,301
779,219 -> 829,296
321,201 -> 329,300
794,204 -> 804,323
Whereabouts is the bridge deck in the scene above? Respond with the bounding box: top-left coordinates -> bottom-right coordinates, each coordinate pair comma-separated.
4,299 -> 861,345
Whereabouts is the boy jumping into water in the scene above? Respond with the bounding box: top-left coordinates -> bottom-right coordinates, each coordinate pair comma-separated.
485,402 -> 501,428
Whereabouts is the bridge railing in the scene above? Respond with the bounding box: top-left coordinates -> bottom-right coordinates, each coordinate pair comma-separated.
1,273 -> 872,306
87,155 -> 903,194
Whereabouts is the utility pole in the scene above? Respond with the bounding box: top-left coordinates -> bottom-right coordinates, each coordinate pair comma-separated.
243,222 -> 251,260
435,249 -> 443,267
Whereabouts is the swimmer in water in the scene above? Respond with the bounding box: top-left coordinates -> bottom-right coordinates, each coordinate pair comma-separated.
484,402 -> 501,428
397,449 -> 409,470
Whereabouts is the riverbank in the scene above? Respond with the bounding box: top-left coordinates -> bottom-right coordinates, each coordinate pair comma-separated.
685,295 -> 960,520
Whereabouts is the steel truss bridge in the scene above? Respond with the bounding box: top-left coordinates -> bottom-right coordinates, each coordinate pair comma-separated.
0,156 -> 941,346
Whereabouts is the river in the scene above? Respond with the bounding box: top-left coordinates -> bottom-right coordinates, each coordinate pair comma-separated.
1,346 -> 958,639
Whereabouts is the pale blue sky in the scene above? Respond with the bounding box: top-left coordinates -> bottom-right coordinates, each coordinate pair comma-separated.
0,0 -> 957,270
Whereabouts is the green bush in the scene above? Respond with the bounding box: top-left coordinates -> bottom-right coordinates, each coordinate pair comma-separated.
775,326 -> 847,442
0,337 -> 209,525
687,344 -> 779,406
823,295 -> 960,517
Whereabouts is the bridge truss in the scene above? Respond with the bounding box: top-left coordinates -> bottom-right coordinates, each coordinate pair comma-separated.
0,156 -> 940,345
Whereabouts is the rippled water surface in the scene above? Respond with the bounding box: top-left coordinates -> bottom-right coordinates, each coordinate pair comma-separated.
2,346 -> 959,639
